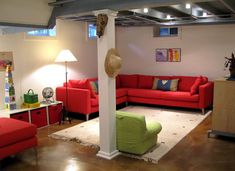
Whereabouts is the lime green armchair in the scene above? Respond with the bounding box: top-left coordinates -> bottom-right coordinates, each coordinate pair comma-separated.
116,111 -> 162,155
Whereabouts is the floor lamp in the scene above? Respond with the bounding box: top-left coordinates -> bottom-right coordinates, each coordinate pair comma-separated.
55,49 -> 77,123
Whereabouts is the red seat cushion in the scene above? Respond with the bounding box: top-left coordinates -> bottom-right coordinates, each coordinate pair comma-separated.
116,88 -> 128,98
138,75 -> 154,89
119,74 -> 138,88
128,89 -> 163,99
128,89 -> 198,102
0,118 -> 37,147
161,91 -> 199,102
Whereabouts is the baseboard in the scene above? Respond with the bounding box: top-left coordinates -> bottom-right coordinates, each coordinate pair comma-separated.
96,150 -> 120,160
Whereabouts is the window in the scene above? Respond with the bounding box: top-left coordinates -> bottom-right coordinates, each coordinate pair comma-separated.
159,28 -> 169,36
88,23 -> 96,39
26,27 -> 56,37
153,26 -> 180,37
159,27 -> 178,37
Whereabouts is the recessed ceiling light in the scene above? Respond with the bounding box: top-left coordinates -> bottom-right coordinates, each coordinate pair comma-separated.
203,12 -> 207,17
143,8 -> 149,13
166,15 -> 171,19
186,3 -> 191,9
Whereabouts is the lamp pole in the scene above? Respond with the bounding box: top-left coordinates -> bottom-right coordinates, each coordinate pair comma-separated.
55,49 -> 77,124
64,60 -> 71,123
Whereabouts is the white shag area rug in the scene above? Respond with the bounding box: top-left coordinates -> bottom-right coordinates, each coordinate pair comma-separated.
49,106 -> 211,163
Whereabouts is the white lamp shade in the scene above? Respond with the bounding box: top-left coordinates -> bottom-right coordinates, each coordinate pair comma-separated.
55,49 -> 77,62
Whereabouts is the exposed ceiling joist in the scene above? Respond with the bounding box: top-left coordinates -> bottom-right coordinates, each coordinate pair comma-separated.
219,0 -> 235,13
131,9 -> 167,21
48,0 -> 76,7
2,0 -> 235,32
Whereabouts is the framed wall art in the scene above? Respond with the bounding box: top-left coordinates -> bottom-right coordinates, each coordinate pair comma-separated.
168,48 -> 181,62
0,52 -> 14,71
155,48 -> 168,62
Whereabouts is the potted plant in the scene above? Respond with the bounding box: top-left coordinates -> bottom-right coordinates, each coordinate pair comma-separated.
225,52 -> 235,80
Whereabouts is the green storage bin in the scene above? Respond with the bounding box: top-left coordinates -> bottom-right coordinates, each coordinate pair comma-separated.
24,89 -> 38,104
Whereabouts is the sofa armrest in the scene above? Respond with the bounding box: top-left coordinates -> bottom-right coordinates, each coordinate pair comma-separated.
56,87 -> 92,114
198,81 -> 214,109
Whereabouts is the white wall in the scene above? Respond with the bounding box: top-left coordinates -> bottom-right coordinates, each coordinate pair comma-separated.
0,20 -> 97,109
116,24 -> 235,80
1,21 -> 235,109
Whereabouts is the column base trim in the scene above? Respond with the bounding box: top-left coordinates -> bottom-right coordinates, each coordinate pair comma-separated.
96,150 -> 120,160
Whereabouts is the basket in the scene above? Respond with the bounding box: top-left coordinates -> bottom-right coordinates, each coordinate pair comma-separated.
24,89 -> 38,104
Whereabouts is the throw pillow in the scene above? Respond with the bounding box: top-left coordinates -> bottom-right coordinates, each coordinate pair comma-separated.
190,76 -> 202,95
90,81 -> 99,94
69,79 -> 96,98
152,78 -> 179,91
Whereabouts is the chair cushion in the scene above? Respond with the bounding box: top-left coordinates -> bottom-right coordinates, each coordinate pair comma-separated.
0,118 -> 37,147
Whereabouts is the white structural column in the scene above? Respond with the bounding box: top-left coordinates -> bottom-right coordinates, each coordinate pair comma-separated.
94,10 -> 120,159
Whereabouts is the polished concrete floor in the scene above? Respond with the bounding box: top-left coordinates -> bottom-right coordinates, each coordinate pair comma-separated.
1,114 -> 235,171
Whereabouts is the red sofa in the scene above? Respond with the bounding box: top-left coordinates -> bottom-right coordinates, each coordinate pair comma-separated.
56,74 -> 213,120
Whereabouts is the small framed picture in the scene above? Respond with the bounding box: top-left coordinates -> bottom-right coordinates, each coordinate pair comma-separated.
168,48 -> 181,62
155,48 -> 168,62
0,52 -> 14,71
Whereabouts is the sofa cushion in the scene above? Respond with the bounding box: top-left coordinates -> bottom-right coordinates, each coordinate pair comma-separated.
69,79 -> 96,98
128,89 -> 163,99
138,75 -> 154,89
0,118 -> 37,147
172,76 -> 197,92
116,88 -> 128,98
161,91 -> 199,102
119,74 -> 138,88
152,78 -> 179,91
116,75 -> 121,88
190,76 -> 202,95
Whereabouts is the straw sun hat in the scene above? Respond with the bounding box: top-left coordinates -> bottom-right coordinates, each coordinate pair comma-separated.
104,48 -> 122,78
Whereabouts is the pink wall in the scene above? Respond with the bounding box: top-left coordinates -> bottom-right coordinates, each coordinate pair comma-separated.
116,24 -> 235,80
